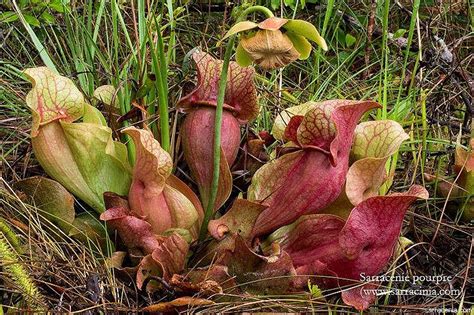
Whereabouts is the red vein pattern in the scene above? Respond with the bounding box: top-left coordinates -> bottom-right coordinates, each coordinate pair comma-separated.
250,100 -> 380,237
178,51 -> 258,122
278,185 -> 428,310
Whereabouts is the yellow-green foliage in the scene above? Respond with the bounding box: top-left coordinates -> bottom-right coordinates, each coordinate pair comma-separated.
0,220 -> 45,310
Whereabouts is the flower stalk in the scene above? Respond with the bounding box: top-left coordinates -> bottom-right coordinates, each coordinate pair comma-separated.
198,5 -> 274,241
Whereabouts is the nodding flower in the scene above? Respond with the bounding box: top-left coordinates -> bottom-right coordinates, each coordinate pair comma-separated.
223,17 -> 327,69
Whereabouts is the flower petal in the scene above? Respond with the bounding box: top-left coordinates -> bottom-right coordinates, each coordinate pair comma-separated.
82,104 -> 107,126
224,235 -> 296,294
222,20 -> 258,40
167,175 -> 204,224
142,297 -> 214,312
268,214 -> 345,270
185,265 -> 237,293
282,20 -> 328,51
169,273 -> 223,296
69,212 -> 110,250
25,68 -> 132,213
61,121 -> 132,208
235,42 -> 253,67
123,126 -> 171,212
286,32 -> 312,60
31,122 -> 105,212
93,85 -> 116,107
341,283 -> 378,311
257,17 -> 288,30
162,185 -> 201,239
338,185 -> 429,275
151,233 -> 189,280
124,127 -> 201,236
283,115 -> 304,142
319,187 -> 353,219
455,141 -> 474,172
248,150 -> 305,202
279,187 -> 428,272
240,30 -> 300,70
124,127 -> 172,194
351,121 -> 408,160
297,100 -> 381,164
178,51 -> 258,122
232,135 -> 269,178
276,186 -> 428,310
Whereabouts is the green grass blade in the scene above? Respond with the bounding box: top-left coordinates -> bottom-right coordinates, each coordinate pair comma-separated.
12,0 -> 57,73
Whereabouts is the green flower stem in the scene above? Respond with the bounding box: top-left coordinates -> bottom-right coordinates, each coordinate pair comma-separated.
198,5 -> 274,241
239,5 -> 274,18
198,36 -> 236,241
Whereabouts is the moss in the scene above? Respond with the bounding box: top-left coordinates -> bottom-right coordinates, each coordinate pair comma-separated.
0,220 -> 45,310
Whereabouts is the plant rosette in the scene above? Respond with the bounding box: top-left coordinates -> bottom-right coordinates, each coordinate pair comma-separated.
202,100 -> 428,310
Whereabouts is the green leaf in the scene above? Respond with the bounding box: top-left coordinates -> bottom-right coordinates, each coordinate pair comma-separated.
49,0 -> 66,13
270,0 -> 280,10
13,4 -> 57,71
346,120 -> 409,205
393,28 -> 407,39
40,11 -> 55,24
61,122 -> 132,208
286,31 -> 312,60
32,122 -> 104,212
25,68 -> 132,213
24,14 -> 40,27
19,0 -> 29,8
93,85 -> 116,107
308,280 -> 322,298
13,176 -> 75,233
345,33 -> 356,47
282,19 -> 328,51
135,77 -> 154,99
338,51 -> 352,63
284,0 -> 296,9
0,12 -> 19,23
82,105 -> 107,126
